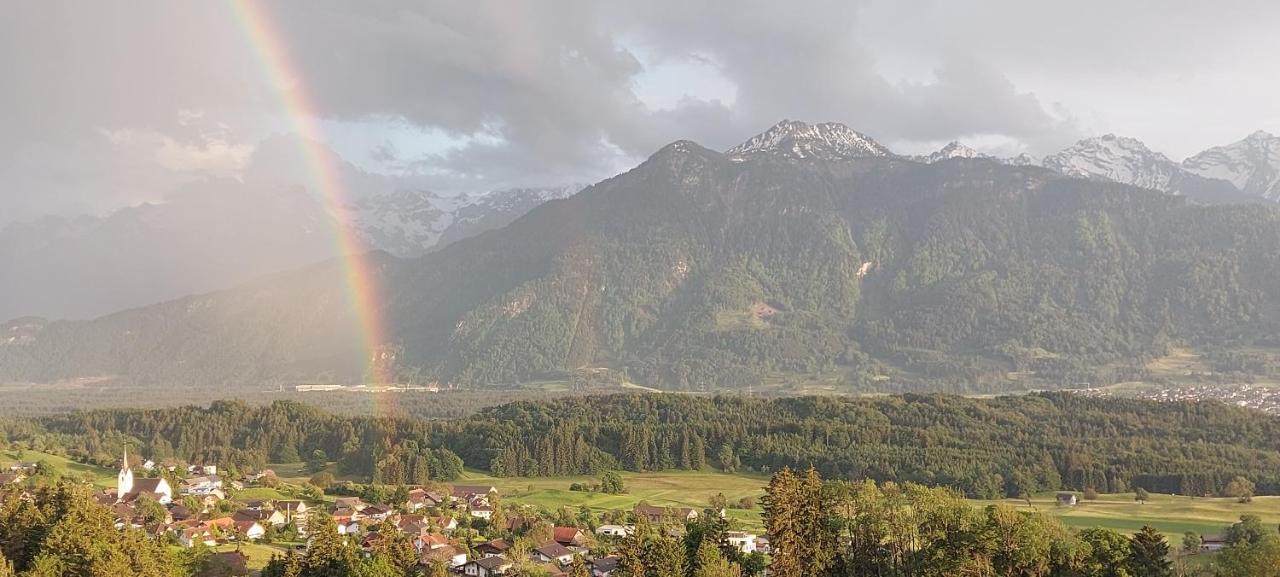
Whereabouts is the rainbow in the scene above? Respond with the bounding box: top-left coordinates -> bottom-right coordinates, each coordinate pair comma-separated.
230,0 -> 394,388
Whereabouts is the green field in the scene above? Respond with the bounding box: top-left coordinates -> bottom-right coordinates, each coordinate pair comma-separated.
209,542 -> 296,572
983,492 -> 1280,537
470,469 -> 1280,538
457,469 -> 770,531
5,450 -> 1275,541
0,449 -> 117,488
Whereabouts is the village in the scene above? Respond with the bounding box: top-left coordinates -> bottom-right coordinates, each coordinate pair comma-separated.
1075,383 -> 1280,415
2,450 -> 766,577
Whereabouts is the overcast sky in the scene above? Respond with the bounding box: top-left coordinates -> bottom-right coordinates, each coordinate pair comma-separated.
4,0 -> 1279,224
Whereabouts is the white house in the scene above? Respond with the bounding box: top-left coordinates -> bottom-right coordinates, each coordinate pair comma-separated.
235,520 -> 266,541
433,516 -> 458,533
188,464 -> 218,476
337,519 -> 361,535
179,527 -> 217,548
180,475 -> 224,496
595,524 -> 634,537
533,542 -> 575,566
463,556 -> 512,577
726,531 -> 757,554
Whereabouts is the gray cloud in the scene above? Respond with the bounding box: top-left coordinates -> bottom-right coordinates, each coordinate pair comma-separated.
2,0 -> 1277,223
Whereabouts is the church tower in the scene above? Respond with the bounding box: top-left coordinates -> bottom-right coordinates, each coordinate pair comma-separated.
117,447 -> 134,498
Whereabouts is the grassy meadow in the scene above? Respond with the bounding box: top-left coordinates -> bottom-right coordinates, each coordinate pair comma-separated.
980,491 -> 1280,537
458,468 -> 771,531
5,449 -> 1275,541
476,469 -> 1279,539
1,449 -> 118,488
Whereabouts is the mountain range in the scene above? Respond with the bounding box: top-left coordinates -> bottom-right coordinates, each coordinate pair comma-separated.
4,120 -> 1279,392
0,181 -> 581,320
5,124 -> 1276,323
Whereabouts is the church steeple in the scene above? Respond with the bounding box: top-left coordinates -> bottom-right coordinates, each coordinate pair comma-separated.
117,446 -> 134,498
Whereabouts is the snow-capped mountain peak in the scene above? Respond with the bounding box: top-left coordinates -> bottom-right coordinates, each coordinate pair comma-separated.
916,141 -> 987,163
1182,130 -> 1280,201
1041,134 -> 1178,191
726,120 -> 892,161
1006,153 -> 1041,167
344,184 -> 586,257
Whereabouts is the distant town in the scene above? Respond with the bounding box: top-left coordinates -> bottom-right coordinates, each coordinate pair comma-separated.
1077,383 -> 1280,415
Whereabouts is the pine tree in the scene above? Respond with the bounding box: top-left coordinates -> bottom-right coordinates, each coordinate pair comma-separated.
645,536 -> 686,577
798,467 -> 836,576
1128,526 -> 1172,577
690,434 -> 706,470
262,550 -> 303,577
763,467 -> 801,577
302,513 -> 358,577
679,431 -> 693,470
370,521 -> 419,575
692,540 -> 742,577
615,519 -> 652,577
763,467 -> 835,577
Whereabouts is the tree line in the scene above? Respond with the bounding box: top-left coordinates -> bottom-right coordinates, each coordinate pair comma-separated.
758,467 -> 1279,577
10,392 -> 1280,499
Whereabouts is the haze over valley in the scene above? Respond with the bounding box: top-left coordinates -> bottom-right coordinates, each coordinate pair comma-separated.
4,3 -> 1280,577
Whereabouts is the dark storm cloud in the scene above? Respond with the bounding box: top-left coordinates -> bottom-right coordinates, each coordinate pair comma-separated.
2,0 -> 1277,222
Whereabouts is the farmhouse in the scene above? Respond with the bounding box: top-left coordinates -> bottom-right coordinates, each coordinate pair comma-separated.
179,527 -> 217,548
451,485 -> 497,500
553,526 -> 588,546
533,541 -> 575,566
476,538 -> 513,558
463,555 -> 513,577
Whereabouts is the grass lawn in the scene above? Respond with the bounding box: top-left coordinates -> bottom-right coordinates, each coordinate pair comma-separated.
468,469 -> 1278,538
978,491 -> 1280,537
266,461 -> 361,486
212,542 -> 295,572
458,469 -> 770,531
234,487 -> 298,502
0,449 -> 117,488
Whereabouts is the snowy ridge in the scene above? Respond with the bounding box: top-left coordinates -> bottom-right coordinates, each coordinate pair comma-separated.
344,184 -> 587,257
457,183 -> 584,217
1006,153 -> 1040,167
915,141 -> 988,163
726,120 -> 892,161
343,189 -> 463,257
1041,134 -> 1180,191
1183,130 -> 1280,201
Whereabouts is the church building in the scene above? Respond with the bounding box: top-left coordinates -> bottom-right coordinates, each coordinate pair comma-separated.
117,448 -> 173,505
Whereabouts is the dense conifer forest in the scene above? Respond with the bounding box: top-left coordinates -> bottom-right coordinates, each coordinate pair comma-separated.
8,393 -> 1280,499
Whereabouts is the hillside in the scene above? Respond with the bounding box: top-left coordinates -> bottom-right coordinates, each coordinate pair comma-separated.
4,121 -> 1280,391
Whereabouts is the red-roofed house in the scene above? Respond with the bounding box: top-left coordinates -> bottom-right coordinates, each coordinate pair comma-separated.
552,527 -> 587,546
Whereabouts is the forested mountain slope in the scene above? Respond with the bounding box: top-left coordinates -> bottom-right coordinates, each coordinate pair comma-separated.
3,123 -> 1280,391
